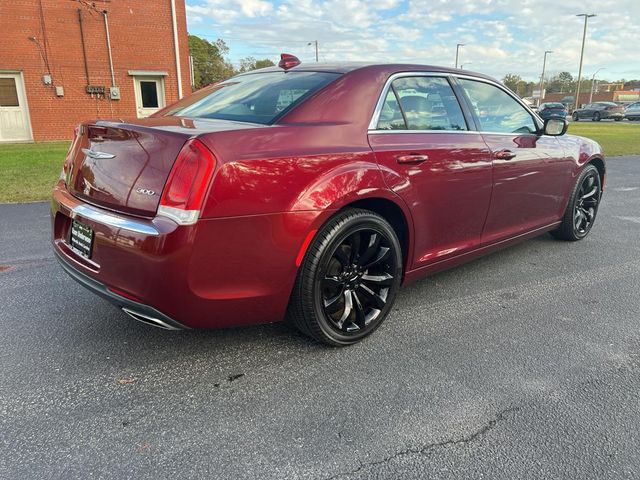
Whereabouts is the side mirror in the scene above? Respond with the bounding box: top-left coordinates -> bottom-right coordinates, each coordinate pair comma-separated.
543,117 -> 568,136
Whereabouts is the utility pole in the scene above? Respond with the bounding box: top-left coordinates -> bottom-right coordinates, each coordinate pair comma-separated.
455,43 -> 465,69
308,40 -> 319,62
589,67 -> 605,103
574,13 -> 596,111
538,50 -> 552,106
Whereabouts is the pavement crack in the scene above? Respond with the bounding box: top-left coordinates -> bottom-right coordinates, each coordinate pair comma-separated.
324,406 -> 520,480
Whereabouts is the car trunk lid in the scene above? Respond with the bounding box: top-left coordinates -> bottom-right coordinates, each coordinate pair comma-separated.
605,105 -> 624,113
65,118 -> 261,217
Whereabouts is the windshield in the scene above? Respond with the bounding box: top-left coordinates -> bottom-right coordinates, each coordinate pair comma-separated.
165,71 -> 340,124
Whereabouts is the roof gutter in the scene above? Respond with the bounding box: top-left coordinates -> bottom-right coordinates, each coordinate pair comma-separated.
170,0 -> 183,99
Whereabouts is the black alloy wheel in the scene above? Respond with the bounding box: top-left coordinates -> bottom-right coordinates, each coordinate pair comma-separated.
572,112 -> 579,121
593,112 -> 601,121
287,209 -> 402,346
319,228 -> 395,334
552,164 -> 602,241
573,170 -> 601,236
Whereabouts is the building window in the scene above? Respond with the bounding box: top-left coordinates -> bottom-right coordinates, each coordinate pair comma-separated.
0,78 -> 19,107
140,81 -> 159,108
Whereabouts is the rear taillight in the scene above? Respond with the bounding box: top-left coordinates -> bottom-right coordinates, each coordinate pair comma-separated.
60,126 -> 80,185
157,138 -> 216,225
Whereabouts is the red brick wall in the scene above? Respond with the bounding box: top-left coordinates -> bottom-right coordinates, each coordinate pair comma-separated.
0,0 -> 191,141
542,92 -> 615,104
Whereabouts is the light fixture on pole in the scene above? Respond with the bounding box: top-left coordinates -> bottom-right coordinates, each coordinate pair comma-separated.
574,13 -> 596,111
460,62 -> 472,69
589,67 -> 605,103
307,41 -> 319,62
538,50 -> 553,106
455,44 -> 465,69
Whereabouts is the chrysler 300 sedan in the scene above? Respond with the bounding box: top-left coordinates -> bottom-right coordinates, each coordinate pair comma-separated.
52,55 -> 605,345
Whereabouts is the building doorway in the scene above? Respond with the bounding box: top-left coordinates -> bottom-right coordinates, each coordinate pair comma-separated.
133,76 -> 165,118
0,72 -> 32,142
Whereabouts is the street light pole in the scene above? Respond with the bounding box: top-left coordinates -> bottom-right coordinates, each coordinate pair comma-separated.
538,50 -> 552,106
589,67 -> 605,103
307,40 -> 319,62
574,13 -> 596,111
460,62 -> 472,69
455,43 -> 465,69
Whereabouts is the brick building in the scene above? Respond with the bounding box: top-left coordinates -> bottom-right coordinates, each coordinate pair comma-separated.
0,0 -> 191,142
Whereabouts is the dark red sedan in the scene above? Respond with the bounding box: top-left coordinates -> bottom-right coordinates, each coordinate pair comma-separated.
52,56 -> 605,345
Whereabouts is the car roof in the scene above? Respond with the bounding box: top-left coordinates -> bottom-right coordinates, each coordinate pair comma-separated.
238,62 -> 498,83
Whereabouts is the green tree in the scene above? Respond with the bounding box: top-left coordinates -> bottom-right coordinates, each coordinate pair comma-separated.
548,71 -> 574,93
237,57 -> 275,73
188,35 -> 235,88
502,73 -> 524,95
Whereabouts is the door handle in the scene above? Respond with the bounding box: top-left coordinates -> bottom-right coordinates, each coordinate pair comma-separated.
494,149 -> 516,160
396,154 -> 429,164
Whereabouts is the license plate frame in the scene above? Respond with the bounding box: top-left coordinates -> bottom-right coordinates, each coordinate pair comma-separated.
70,220 -> 94,259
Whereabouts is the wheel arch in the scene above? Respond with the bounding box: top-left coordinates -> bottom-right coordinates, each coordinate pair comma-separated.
336,197 -> 412,273
587,157 -> 606,188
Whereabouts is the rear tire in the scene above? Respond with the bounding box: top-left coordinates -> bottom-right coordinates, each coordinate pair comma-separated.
287,209 -> 403,346
593,112 -> 601,122
551,164 -> 602,241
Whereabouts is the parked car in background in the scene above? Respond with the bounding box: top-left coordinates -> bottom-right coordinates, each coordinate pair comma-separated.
624,101 -> 640,121
51,57 -> 606,345
572,102 -> 624,121
538,103 -> 568,120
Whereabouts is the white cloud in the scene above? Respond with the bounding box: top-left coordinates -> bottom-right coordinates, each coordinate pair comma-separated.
186,0 -> 640,80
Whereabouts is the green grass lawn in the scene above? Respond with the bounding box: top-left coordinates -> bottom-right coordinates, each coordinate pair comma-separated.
0,122 -> 639,203
0,142 -> 69,203
568,122 -> 640,157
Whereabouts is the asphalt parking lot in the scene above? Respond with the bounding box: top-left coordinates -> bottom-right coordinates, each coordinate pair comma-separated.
2,156 -> 640,479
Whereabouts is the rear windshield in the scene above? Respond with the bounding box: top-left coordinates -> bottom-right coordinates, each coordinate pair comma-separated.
546,103 -> 564,108
164,71 -> 340,124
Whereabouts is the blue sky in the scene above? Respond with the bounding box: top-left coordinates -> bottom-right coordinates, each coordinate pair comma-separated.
186,0 -> 640,82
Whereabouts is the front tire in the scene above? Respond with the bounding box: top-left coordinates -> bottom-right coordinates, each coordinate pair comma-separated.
572,112 -> 579,121
551,164 -> 602,241
593,112 -> 601,121
287,209 -> 403,346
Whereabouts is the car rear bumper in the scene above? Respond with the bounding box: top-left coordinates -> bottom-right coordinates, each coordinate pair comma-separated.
51,182 -> 323,329
54,249 -> 188,330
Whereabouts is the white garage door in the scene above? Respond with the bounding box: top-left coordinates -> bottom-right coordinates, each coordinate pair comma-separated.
0,73 -> 32,142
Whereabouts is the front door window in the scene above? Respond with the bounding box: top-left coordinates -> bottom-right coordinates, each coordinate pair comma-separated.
458,78 -> 537,134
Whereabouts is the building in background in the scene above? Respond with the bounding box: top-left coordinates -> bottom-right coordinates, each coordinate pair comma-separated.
0,0 -> 191,142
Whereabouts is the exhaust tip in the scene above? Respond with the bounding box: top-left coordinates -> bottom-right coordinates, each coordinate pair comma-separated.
122,308 -> 182,330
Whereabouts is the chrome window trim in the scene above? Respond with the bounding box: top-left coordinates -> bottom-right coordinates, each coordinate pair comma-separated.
368,129 -> 481,135
367,71 -> 543,134
71,204 -> 160,236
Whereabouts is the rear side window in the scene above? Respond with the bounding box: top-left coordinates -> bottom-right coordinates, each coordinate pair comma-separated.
377,76 -> 467,131
166,72 -> 340,124
459,79 -> 536,134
